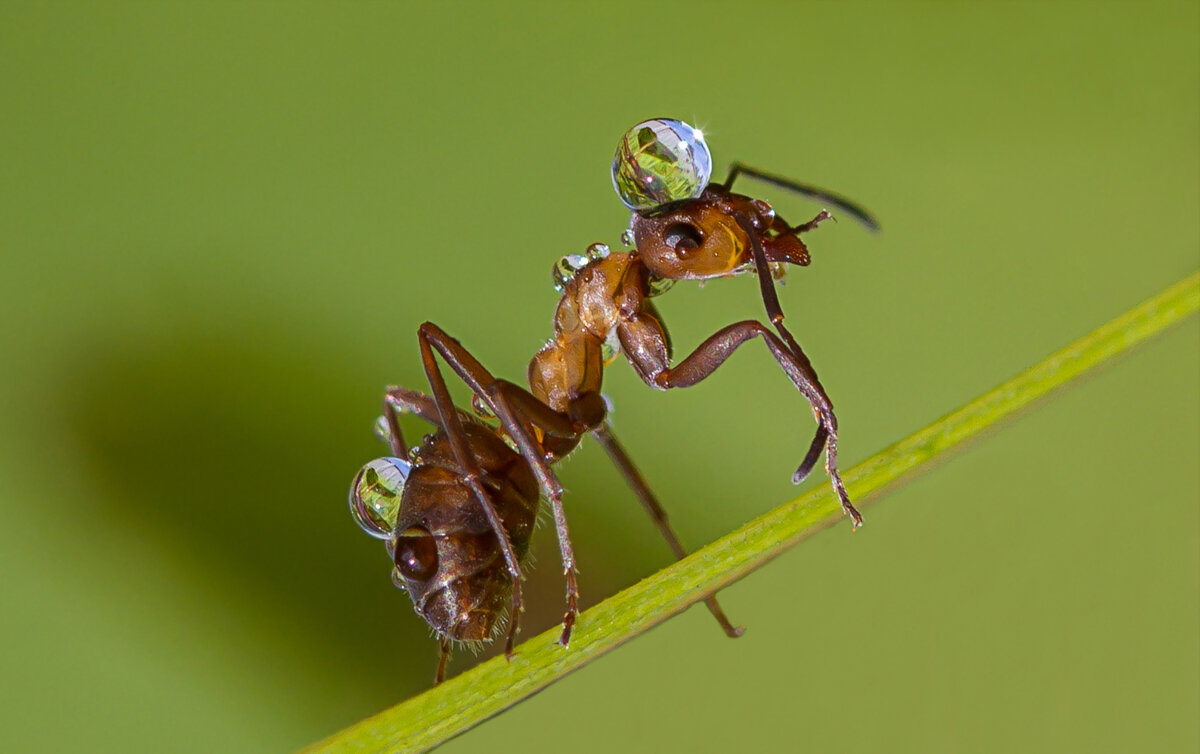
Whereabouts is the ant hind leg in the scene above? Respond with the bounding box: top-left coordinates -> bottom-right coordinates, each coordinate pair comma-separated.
591,423 -> 744,638
417,332 -> 526,657
435,636 -> 451,685
416,322 -> 585,647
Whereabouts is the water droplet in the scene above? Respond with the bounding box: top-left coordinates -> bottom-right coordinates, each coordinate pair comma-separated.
349,457 -> 411,539
373,415 -> 391,444
646,274 -> 675,298
620,228 -> 635,247
470,393 -> 494,419
390,566 -> 407,591
600,328 -> 621,364
468,394 -> 502,429
551,253 -> 589,292
586,242 -> 610,261
612,118 -> 713,211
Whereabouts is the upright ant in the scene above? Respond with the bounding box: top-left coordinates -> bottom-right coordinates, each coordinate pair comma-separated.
350,118 -> 875,682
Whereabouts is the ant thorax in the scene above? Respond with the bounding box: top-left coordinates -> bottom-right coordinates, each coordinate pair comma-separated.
530,244 -> 641,415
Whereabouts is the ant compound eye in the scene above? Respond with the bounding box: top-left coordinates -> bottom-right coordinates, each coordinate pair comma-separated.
664,222 -> 703,255
612,118 -> 712,211
394,526 -> 439,581
349,457 -> 411,539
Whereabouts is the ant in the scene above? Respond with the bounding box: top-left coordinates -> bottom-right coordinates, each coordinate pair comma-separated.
350,384 -> 739,683
351,118 -> 875,681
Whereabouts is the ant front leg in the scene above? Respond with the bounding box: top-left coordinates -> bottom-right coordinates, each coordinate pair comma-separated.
619,315 -> 863,528
732,213 -> 833,482
416,322 -> 586,646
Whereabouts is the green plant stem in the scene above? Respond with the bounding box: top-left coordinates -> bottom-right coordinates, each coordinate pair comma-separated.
304,271 -> 1199,754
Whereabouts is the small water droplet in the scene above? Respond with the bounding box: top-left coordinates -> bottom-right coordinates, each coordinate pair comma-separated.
373,415 -> 391,444
469,394 -> 501,429
620,228 -> 635,247
470,393 -> 494,419
551,253 -> 589,292
349,457 -> 411,539
600,328 -> 621,364
390,566 -> 408,591
646,274 -> 675,298
586,242 -> 610,261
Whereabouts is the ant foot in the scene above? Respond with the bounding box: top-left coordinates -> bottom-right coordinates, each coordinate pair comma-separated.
846,504 -> 864,530
558,613 -> 577,647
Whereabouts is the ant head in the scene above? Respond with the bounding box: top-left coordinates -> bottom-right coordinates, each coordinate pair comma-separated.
352,457 -> 502,639
389,518 -> 512,643
380,427 -> 537,644
630,191 -> 778,280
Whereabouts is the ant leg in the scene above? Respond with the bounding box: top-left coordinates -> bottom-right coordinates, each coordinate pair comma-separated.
380,392 -> 409,458
794,423 -> 829,485
416,323 -> 584,646
651,320 -> 862,528
417,332 -> 526,657
435,636 -> 451,685
791,209 -> 835,235
723,162 -> 879,231
384,386 -> 476,434
733,213 -> 835,483
485,382 -> 581,647
590,423 -> 744,638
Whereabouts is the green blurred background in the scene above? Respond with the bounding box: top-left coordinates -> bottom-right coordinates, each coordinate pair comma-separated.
1,2 -> 1196,752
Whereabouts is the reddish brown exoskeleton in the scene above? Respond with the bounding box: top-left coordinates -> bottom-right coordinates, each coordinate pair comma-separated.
351,119 -> 875,682
406,119 -> 876,658
350,388 -> 541,683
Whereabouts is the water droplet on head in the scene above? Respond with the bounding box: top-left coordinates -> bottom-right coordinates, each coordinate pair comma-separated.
620,228 -> 635,247
586,242 -> 610,261
612,118 -> 713,211
349,457 -> 411,539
